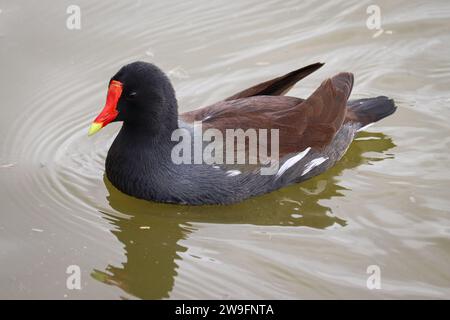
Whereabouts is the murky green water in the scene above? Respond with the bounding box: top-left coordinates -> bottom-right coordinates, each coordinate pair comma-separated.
1,0 -> 449,299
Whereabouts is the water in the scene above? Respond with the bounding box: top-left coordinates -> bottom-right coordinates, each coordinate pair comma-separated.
1,0 -> 449,299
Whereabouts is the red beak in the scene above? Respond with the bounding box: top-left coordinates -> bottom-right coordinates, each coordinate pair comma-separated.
88,80 -> 123,136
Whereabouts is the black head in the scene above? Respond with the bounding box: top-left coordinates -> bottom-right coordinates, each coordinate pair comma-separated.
88,61 -> 179,137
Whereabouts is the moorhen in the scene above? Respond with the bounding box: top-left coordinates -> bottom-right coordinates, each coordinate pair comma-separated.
88,61 -> 396,205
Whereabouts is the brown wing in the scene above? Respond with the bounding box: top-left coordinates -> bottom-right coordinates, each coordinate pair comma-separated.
182,62 -> 323,123
224,62 -> 324,101
180,72 -> 354,158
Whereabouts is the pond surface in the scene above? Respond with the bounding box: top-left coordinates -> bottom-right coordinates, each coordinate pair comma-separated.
1,0 -> 449,299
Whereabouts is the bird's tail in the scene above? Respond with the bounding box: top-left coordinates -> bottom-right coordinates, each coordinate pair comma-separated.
346,96 -> 396,129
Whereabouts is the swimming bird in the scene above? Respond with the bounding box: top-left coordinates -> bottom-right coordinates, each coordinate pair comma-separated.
88,61 -> 396,205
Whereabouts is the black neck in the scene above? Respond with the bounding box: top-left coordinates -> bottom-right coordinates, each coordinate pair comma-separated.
121,118 -> 178,142
114,116 -> 178,166
121,93 -> 180,141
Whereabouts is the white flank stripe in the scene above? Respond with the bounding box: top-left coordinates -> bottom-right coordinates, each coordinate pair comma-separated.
357,123 -> 374,132
276,147 -> 311,178
226,170 -> 241,177
302,157 -> 328,176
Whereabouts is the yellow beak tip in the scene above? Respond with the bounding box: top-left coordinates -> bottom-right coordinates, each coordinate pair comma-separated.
88,122 -> 103,136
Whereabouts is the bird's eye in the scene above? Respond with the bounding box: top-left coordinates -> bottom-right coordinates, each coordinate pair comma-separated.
127,91 -> 137,99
